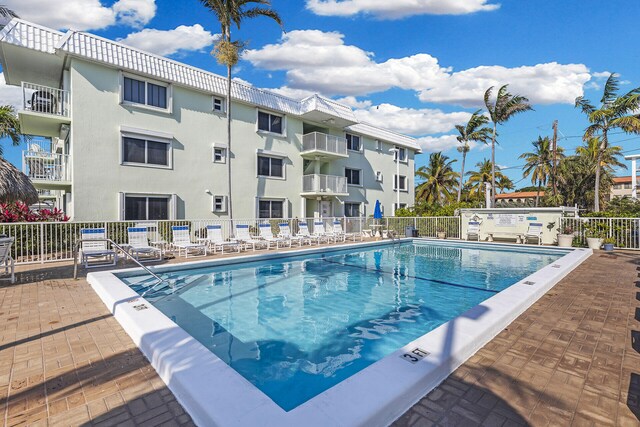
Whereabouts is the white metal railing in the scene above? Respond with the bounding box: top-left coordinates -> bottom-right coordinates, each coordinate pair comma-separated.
302,174 -> 348,194
560,217 -> 640,250
22,82 -> 70,117
22,151 -> 71,182
302,132 -> 348,156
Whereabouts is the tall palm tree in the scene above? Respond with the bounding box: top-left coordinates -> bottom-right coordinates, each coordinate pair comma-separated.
466,159 -> 511,201
0,105 -> 23,157
415,152 -> 459,204
484,85 -> 532,206
575,73 -> 640,211
519,136 -> 565,206
201,0 -> 283,223
455,110 -> 491,202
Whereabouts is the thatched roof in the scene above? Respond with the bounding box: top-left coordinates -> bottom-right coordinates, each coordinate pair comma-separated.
0,157 -> 39,204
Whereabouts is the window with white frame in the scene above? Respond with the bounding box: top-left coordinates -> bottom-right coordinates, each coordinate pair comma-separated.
344,202 -> 361,217
257,155 -> 284,178
257,111 -> 284,134
394,174 -> 408,191
394,147 -> 407,162
122,136 -> 171,167
394,203 -> 407,213
346,133 -> 361,151
345,168 -> 361,186
124,195 -> 170,220
213,96 -> 225,113
258,199 -> 284,218
375,171 -> 383,182
122,76 -> 168,109
213,195 -> 227,212
212,146 -> 226,163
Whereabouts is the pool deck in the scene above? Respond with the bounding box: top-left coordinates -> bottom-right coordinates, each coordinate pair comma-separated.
1,244 -> 639,426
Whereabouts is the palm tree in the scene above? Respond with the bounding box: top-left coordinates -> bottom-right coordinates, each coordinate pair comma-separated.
466,159 -> 511,201
575,73 -> 640,211
455,110 -> 491,202
519,136 -> 565,206
484,85 -> 532,206
201,0 -> 283,222
0,105 -> 23,157
415,152 -> 459,204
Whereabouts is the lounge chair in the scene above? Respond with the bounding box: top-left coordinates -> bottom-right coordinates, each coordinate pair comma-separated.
80,228 -> 118,268
199,225 -> 242,254
0,237 -> 15,283
127,227 -> 162,262
333,221 -> 362,242
313,221 -> 337,243
467,221 -> 481,241
235,224 -> 268,251
523,222 -> 544,245
295,222 -> 323,245
278,223 -> 309,246
171,226 -> 207,257
258,223 -> 291,249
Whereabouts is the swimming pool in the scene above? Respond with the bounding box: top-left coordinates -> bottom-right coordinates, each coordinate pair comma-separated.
89,240 -> 591,426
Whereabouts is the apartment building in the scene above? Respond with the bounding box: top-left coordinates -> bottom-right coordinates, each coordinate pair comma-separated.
0,19 -> 420,221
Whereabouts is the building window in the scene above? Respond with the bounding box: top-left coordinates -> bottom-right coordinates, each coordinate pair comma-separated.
213,195 -> 227,212
375,171 -> 383,182
213,96 -> 224,113
122,136 -> 170,167
394,147 -> 407,162
213,146 -> 226,163
257,155 -> 284,178
346,133 -> 361,151
123,76 -> 168,109
393,203 -> 407,213
258,199 -> 284,219
345,168 -> 361,186
345,203 -> 361,217
124,196 -> 169,220
394,175 -> 407,191
257,111 -> 283,134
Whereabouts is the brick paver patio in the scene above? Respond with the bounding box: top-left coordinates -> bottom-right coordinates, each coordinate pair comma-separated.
1,247 -> 639,426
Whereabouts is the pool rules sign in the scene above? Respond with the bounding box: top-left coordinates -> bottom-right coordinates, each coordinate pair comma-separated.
400,348 -> 430,364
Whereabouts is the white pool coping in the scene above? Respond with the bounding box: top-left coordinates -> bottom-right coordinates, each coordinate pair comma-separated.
87,239 -> 592,427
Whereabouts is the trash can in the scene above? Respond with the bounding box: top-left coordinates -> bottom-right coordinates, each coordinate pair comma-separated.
405,226 -> 416,238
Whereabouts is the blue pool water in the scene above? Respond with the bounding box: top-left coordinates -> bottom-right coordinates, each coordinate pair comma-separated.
118,241 -> 566,411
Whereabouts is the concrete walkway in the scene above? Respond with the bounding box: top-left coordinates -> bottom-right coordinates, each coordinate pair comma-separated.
1,249 -> 638,426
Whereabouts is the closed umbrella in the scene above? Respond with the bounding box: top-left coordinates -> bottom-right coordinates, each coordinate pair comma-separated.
0,157 -> 39,205
372,200 -> 383,237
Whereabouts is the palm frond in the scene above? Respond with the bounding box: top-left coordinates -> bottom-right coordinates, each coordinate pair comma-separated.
574,96 -> 596,116
0,5 -> 17,19
601,73 -> 620,105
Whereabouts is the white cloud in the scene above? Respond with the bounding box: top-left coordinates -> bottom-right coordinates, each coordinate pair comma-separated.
5,0 -> 156,31
306,0 -> 500,19
416,135 -> 464,153
118,24 -> 218,56
592,71 -> 612,79
0,73 -> 24,111
266,86 -> 317,100
244,30 -> 592,107
335,96 -> 372,109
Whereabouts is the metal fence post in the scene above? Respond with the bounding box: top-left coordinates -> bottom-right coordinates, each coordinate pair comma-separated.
39,223 -> 45,264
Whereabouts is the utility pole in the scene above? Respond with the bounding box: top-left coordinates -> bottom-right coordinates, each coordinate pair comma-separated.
552,120 -> 558,198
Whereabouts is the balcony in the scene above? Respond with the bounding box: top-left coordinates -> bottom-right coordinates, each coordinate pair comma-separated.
22,150 -> 71,189
19,82 -> 71,137
301,174 -> 348,197
301,132 -> 348,160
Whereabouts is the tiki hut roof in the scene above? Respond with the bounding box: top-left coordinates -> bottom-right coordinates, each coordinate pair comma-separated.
0,157 -> 39,204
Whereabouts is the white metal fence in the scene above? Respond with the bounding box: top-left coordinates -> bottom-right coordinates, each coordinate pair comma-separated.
22,82 -> 70,117
0,216 -> 461,266
302,174 -> 348,194
302,132 -> 347,156
560,217 -> 640,250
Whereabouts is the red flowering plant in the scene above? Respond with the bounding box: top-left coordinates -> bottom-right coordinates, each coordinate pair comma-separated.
0,202 -> 69,223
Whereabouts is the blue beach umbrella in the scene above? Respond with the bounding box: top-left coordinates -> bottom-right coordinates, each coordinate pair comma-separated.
373,200 -> 382,219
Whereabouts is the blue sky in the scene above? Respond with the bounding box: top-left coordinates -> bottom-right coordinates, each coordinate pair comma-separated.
3,0 -> 640,188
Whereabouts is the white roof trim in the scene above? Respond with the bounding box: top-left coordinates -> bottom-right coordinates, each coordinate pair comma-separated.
120,125 -> 173,141
256,149 -> 288,159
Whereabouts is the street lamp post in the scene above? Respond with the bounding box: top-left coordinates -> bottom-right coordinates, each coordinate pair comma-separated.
389,147 -> 400,215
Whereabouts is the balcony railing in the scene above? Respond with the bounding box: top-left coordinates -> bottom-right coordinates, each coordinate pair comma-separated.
302,132 -> 347,157
22,151 -> 71,183
302,174 -> 348,195
22,82 -> 70,118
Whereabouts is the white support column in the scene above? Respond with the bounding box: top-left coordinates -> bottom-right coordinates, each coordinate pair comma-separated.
632,159 -> 637,200
300,197 -> 306,218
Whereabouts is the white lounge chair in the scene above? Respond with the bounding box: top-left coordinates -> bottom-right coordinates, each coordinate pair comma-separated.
0,237 -> 15,283
333,220 -> 362,242
235,224 -> 268,251
295,222 -> 323,245
127,227 -> 162,262
258,223 -> 291,249
199,225 -> 242,254
467,221 -> 481,241
278,223 -> 309,246
171,226 -> 207,257
80,228 -> 118,268
313,221 -> 337,243
523,222 -> 544,245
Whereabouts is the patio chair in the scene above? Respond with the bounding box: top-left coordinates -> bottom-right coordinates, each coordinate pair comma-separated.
295,222 -> 323,245
467,221 -> 481,241
523,222 -> 544,245
136,222 -> 168,253
0,237 -> 15,283
171,226 -> 207,258
234,224 -> 268,251
313,221 -> 337,243
199,225 -> 242,254
127,227 -> 162,262
278,223 -> 310,246
80,228 -> 118,269
332,220 -> 362,242
258,223 -> 291,249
